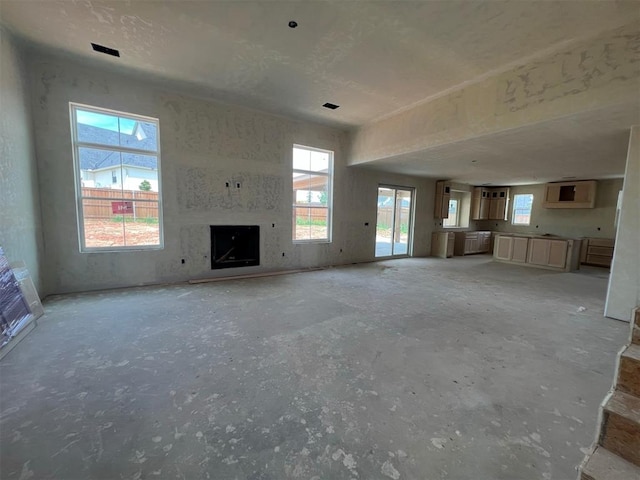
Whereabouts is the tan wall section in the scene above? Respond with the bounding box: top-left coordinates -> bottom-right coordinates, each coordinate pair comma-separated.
0,29 -> 43,293
478,179 -> 622,239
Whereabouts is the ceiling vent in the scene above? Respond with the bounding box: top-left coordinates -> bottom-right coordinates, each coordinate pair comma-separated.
91,43 -> 120,57
323,102 -> 340,110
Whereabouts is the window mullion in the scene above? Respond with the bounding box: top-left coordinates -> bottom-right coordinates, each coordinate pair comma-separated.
75,141 -> 158,156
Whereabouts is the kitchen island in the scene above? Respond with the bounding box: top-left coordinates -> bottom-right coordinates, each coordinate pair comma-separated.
493,233 -> 582,272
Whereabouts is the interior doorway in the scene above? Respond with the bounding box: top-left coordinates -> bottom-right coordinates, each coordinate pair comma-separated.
375,186 -> 414,257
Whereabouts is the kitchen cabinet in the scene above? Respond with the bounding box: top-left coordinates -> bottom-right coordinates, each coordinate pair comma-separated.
512,237 -> 529,263
471,187 -> 509,220
493,234 -> 581,271
434,181 -> 451,219
543,180 -> 597,208
580,238 -> 615,268
527,238 -> 567,267
488,188 -> 510,220
471,187 -> 491,220
431,232 -> 454,258
454,231 -> 492,255
494,235 -> 514,261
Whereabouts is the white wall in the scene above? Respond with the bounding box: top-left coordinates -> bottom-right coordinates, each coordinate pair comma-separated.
0,29 -> 43,292
606,127 -> 640,321
28,54 -> 436,294
477,179 -> 622,239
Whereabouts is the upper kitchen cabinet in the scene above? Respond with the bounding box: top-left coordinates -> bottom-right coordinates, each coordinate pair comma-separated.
471,187 -> 491,220
471,186 -> 510,220
434,180 -> 451,219
543,180 -> 597,208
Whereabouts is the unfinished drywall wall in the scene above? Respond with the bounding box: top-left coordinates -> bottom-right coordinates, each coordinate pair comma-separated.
27,53 -> 435,294
350,22 -> 640,165
0,29 -> 43,293
478,179 -> 622,239
606,127 -> 640,322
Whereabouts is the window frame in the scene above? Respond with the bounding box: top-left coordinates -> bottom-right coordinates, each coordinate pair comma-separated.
70,102 -> 164,252
512,193 -> 534,226
292,144 -> 334,243
443,198 -> 460,228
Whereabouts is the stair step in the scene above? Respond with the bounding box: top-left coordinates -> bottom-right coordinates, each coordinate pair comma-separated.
619,344 -> 640,396
601,390 -> 640,467
581,446 -> 640,480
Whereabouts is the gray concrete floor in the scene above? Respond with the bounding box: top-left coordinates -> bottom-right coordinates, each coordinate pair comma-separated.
0,256 -> 629,480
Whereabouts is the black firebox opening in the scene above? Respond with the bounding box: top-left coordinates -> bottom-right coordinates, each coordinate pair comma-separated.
210,225 -> 260,269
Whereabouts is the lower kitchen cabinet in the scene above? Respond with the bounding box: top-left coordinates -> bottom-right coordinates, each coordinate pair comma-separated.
494,235 -> 528,262
528,238 -> 568,268
580,238 -> 615,268
493,234 -> 581,271
454,231 -> 492,256
512,237 -> 529,263
431,232 -> 455,258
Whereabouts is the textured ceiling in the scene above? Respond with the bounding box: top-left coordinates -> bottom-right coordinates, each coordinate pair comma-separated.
1,0 -> 637,127
1,0 -> 638,183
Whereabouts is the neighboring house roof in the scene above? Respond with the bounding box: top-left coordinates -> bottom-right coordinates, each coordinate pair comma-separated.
85,164 -> 156,174
78,123 -> 158,171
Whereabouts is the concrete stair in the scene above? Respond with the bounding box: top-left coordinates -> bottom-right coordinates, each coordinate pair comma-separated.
579,308 -> 640,479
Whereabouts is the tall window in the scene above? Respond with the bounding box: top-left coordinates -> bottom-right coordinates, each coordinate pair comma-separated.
512,194 -> 533,225
443,199 -> 459,227
70,103 -> 163,251
292,145 -> 333,242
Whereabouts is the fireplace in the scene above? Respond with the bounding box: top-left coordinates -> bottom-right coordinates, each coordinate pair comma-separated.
210,225 -> 260,269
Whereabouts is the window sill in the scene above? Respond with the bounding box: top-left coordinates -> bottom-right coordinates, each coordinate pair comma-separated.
293,240 -> 332,244
81,245 -> 164,253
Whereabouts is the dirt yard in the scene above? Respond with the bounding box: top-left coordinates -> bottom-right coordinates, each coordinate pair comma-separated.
294,225 -> 329,240
83,219 -> 160,247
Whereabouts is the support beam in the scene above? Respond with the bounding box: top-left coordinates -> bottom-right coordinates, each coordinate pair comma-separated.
349,22 -> 640,166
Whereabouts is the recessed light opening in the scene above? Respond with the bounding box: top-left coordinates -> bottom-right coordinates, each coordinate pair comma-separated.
91,43 -> 120,57
288,20 -> 298,28
323,102 -> 340,110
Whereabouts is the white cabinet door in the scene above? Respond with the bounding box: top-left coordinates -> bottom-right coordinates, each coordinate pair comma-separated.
512,237 -> 529,263
495,236 -> 513,260
548,240 -> 568,268
528,238 -> 550,265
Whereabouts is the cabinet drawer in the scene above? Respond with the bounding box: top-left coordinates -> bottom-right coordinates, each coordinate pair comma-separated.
586,254 -> 612,267
589,238 -> 615,247
587,246 -> 613,256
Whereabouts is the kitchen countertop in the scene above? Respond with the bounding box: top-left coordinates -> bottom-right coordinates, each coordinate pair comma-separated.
493,232 -> 582,242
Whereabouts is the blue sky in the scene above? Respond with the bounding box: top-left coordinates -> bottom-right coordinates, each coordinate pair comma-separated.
77,109 -> 136,135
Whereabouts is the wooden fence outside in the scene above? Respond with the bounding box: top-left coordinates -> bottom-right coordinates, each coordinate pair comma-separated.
82,187 -> 159,219
376,206 -> 410,229
293,206 -> 328,224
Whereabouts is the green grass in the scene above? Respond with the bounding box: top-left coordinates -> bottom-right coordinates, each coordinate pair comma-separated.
295,217 -> 327,227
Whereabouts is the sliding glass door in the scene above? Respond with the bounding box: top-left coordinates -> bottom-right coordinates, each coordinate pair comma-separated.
375,186 -> 414,257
